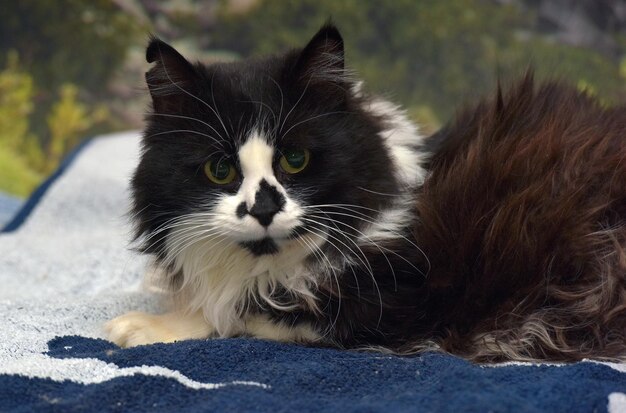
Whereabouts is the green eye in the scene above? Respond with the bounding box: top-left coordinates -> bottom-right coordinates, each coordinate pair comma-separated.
204,158 -> 236,184
279,149 -> 310,174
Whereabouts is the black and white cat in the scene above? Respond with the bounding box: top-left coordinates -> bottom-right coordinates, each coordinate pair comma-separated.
106,24 -> 626,362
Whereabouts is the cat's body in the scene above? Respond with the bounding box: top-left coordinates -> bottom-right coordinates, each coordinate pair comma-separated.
106,25 -> 626,362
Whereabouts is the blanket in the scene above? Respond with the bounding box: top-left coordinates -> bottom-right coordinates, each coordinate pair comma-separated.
1,131 -> 625,413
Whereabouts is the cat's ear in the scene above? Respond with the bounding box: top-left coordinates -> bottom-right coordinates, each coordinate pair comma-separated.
293,23 -> 347,85
145,37 -> 197,113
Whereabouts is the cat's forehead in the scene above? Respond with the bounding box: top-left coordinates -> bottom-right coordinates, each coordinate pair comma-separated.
186,63 -> 314,150
205,57 -> 287,100
238,131 -> 274,175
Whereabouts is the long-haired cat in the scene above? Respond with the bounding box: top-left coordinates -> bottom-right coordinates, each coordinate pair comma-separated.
106,24 -> 626,362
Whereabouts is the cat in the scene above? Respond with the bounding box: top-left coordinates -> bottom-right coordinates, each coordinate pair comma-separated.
106,24 -> 626,362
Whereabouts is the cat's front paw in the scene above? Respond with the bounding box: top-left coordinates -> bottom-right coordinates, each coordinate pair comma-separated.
105,312 -> 178,348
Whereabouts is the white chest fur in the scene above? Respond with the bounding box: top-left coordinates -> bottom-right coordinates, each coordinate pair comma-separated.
166,230 -> 325,336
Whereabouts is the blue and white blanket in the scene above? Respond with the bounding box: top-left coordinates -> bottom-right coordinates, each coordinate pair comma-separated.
1,131 -> 625,413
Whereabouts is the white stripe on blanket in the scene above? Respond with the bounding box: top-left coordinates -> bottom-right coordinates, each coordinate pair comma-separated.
610,393 -> 626,413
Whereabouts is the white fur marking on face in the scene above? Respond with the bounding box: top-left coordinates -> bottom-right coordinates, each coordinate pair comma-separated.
238,132 -> 274,180
209,130 -> 306,241
237,132 -> 277,207
227,130 -> 305,240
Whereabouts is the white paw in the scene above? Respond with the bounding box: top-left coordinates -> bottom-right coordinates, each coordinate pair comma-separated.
105,312 -> 177,348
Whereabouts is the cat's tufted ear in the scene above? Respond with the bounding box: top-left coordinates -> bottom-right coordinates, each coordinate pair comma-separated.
293,23 -> 347,85
145,37 -> 197,113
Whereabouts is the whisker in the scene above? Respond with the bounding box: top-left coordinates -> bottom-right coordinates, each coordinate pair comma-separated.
298,226 -> 345,337
143,129 -> 224,147
239,99 -> 276,129
146,112 -> 227,147
280,76 -> 311,134
281,111 -> 353,139
356,186 -> 403,197
301,217 -> 373,275
307,212 -> 426,277
268,76 -> 284,138
302,218 -> 385,327
303,205 -> 431,274
209,71 -> 232,138
164,228 -> 231,265
308,212 -> 398,290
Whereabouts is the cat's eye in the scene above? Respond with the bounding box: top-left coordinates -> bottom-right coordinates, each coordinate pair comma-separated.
279,149 -> 310,174
204,158 -> 237,185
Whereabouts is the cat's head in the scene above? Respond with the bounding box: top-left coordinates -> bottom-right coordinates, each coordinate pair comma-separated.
132,24 -> 424,268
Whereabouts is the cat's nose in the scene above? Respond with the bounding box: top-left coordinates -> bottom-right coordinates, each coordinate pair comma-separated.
248,179 -> 285,227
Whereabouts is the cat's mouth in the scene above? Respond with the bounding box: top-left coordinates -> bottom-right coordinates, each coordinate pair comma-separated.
238,226 -> 309,256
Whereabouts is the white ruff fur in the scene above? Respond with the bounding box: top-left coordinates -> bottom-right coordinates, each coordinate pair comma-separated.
359,98 -> 426,243
169,229 -> 324,336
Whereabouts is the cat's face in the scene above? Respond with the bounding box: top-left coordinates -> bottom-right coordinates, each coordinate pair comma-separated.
132,25 -> 409,264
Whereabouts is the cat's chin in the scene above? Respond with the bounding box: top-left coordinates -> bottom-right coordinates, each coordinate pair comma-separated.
239,238 -> 280,256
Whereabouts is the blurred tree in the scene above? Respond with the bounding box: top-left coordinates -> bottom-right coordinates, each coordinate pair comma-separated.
46,84 -> 108,172
0,0 -> 137,100
0,1 -> 140,196
0,54 -> 110,195
0,0 -> 139,148
0,53 -> 42,196
0,150 -> 42,197
0,52 -> 35,152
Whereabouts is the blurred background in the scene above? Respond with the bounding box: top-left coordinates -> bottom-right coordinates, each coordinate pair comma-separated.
0,0 -> 624,208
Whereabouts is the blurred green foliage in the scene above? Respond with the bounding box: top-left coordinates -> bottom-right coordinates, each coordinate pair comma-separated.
0,1 -> 139,197
213,0 -> 626,127
0,1 -> 136,100
0,53 -> 42,196
0,54 -> 112,195
46,85 -> 109,173
0,53 -> 36,153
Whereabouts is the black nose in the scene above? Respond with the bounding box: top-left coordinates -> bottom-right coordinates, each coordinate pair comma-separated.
248,179 -> 286,227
